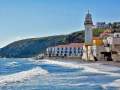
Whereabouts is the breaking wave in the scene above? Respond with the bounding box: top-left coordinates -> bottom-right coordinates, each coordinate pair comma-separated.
6,61 -> 18,67
44,59 -> 82,69
0,67 -> 48,86
44,59 -> 120,76
102,79 -> 120,89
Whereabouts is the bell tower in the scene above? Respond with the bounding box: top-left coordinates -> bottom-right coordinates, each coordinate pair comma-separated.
84,10 -> 93,45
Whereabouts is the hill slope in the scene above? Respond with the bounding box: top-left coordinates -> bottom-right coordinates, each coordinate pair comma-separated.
0,29 -> 104,58
0,31 -> 85,58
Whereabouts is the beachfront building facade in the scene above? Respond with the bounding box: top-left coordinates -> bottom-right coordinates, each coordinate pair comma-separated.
99,28 -> 120,61
46,43 -> 83,58
112,33 -> 120,61
113,33 -> 120,38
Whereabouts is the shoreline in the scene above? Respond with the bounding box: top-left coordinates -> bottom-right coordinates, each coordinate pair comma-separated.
44,57 -> 120,67
43,58 -> 120,75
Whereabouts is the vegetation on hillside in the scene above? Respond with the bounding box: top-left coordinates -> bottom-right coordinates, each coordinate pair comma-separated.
0,29 -> 105,58
0,35 -> 66,58
93,28 -> 105,36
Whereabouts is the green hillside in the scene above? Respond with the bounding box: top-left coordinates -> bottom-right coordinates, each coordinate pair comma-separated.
0,29 -> 104,58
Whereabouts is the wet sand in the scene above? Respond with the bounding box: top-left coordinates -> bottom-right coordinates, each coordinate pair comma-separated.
96,61 -> 120,67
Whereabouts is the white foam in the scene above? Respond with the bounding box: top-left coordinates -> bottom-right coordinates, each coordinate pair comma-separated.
58,82 -> 96,87
44,60 -> 104,74
6,61 -> 18,67
81,64 -> 120,77
102,79 -> 120,89
84,63 -> 120,72
53,76 -> 88,80
0,67 -> 48,86
44,59 -> 80,68
44,59 -> 120,76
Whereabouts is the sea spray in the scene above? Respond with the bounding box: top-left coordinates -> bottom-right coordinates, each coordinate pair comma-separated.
0,58 -> 120,90
0,67 -> 48,86
44,59 -> 120,76
102,79 -> 120,89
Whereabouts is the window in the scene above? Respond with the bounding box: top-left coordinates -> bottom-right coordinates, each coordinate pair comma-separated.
64,54 -> 67,57
65,47 -> 67,50
56,54 -> 58,56
74,51 -> 76,54
65,51 -> 67,53
117,34 -> 120,38
74,48 -> 76,53
74,48 -> 76,50
69,51 -> 72,54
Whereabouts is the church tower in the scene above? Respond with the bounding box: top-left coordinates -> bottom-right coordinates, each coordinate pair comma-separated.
82,11 -> 95,61
84,11 -> 93,45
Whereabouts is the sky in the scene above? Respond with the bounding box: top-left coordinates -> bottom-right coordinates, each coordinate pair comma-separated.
0,0 -> 120,48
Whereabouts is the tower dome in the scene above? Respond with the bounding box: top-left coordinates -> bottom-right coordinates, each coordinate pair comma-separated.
84,11 -> 93,25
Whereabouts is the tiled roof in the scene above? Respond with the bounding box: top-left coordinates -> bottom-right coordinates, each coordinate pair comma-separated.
100,30 -> 111,38
55,43 -> 83,48
93,37 -> 100,40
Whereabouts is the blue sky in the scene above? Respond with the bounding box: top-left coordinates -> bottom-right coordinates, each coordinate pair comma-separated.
0,0 -> 120,47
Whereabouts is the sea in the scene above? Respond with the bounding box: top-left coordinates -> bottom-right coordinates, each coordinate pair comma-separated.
0,58 -> 120,90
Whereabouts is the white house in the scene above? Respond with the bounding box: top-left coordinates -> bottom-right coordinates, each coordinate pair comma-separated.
46,43 -> 83,58
96,22 -> 108,29
113,33 -> 120,38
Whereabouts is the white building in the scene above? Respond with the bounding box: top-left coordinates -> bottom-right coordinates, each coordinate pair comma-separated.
46,43 -> 83,58
113,33 -> 120,38
96,22 -> 108,29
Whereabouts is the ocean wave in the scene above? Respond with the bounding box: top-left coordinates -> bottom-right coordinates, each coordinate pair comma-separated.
102,79 -> 120,89
58,82 -> 97,86
6,61 -> 18,67
44,59 -> 120,76
44,60 -> 101,72
44,59 -> 80,68
0,67 -> 48,86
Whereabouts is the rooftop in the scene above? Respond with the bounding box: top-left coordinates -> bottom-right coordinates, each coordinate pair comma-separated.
84,11 -> 93,25
54,43 -> 83,48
